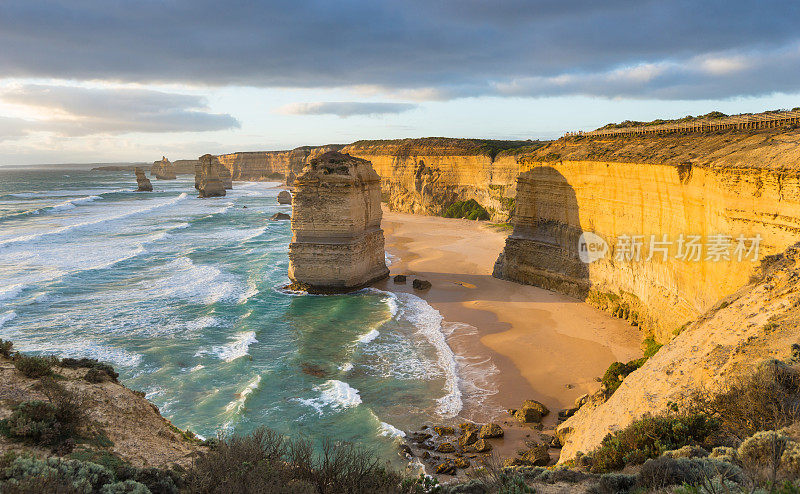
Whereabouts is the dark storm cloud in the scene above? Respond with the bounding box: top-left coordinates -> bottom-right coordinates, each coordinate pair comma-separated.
280,102 -> 417,117
0,0 -> 798,99
0,85 -> 240,136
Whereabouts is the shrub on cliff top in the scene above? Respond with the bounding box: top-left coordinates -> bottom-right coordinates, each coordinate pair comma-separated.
0,455 -> 152,493
691,359 -> 800,440
444,199 -> 490,221
60,357 -> 119,382
589,413 -> 719,473
0,339 -> 13,358
13,354 -> 56,378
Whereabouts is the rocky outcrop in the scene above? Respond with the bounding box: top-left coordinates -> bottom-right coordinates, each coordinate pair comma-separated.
218,160 -> 233,189
151,156 -> 177,180
342,138 -> 543,221
196,154 -> 226,198
494,128 -> 800,342
288,151 -> 389,293
270,212 -> 291,221
134,167 -> 152,191
557,242 -> 800,461
172,159 -> 199,174
277,190 -> 292,204
216,145 -> 344,182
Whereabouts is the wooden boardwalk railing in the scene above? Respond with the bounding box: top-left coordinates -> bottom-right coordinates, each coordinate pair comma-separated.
565,110 -> 800,138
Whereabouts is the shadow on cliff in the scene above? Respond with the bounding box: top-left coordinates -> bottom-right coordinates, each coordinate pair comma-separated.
492,165 -> 591,299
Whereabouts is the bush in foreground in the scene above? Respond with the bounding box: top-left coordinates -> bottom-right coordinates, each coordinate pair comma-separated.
589,413 -> 719,473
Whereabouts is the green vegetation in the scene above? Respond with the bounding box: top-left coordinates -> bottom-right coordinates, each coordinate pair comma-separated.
0,338 -> 13,358
588,413 -> 720,473
598,111 -> 729,130
601,358 -> 647,395
643,336 -> 663,358
443,199 -> 490,220
13,354 -> 56,378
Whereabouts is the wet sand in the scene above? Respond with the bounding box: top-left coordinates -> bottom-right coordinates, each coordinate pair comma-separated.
377,210 -> 643,434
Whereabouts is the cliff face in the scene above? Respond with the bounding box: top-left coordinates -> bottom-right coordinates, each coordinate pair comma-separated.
288,152 -> 389,292
494,129 -> 800,342
216,145 -> 344,182
151,156 -> 177,180
557,242 -> 800,461
342,138 -> 541,221
172,159 -> 198,174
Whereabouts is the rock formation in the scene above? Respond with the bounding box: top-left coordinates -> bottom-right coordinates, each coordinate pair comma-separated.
218,161 -> 233,189
557,242 -> 800,462
494,128 -> 800,342
288,151 -> 389,292
216,145 -> 344,182
151,156 -> 177,180
135,167 -> 152,191
269,212 -> 290,221
172,159 -> 199,174
277,190 -> 292,204
196,154 -> 226,198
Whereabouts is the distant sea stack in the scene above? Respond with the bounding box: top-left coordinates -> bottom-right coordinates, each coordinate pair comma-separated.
197,154 -> 226,198
151,156 -> 177,180
287,151 -> 389,293
134,167 -> 153,191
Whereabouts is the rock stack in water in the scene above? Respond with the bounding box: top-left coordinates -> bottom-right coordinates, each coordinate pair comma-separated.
197,154 -> 226,198
135,167 -> 153,191
277,190 -> 292,204
218,162 -> 233,190
288,151 -> 389,293
151,156 -> 177,180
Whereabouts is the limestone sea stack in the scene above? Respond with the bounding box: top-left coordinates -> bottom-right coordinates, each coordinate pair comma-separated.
277,190 -> 292,204
135,167 -> 153,191
287,151 -> 389,293
151,156 -> 177,180
218,161 -> 233,189
197,154 -> 226,198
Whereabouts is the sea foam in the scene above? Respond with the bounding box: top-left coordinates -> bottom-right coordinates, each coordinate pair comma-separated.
209,331 -> 258,362
298,380 -> 362,415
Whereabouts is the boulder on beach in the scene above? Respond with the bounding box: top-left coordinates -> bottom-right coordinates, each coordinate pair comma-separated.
520,444 -> 550,466
393,274 -> 407,283
514,399 -> 550,423
270,212 -> 291,221
412,279 -> 432,290
277,190 -> 292,204
478,423 -> 504,439
135,167 -> 153,192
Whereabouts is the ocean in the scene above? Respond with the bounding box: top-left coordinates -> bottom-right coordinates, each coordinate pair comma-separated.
0,166 -> 490,464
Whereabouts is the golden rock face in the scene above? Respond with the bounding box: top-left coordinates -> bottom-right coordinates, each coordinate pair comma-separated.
288,152 -> 389,292
494,129 -> 800,342
196,154 -> 226,198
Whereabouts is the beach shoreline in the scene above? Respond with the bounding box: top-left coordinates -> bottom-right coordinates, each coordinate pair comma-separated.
377,209 -> 643,457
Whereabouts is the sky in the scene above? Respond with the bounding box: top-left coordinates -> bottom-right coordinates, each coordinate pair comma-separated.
0,0 -> 799,165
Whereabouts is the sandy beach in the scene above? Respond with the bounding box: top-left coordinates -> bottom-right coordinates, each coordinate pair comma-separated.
377,210 -> 643,430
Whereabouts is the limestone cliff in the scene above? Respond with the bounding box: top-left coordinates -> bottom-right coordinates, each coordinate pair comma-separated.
494,128 -> 800,342
557,242 -> 800,461
342,138 -> 542,221
172,159 -> 199,174
288,151 -> 389,292
151,156 -> 177,180
134,167 -> 152,192
216,145 -> 344,182
196,154 -> 226,198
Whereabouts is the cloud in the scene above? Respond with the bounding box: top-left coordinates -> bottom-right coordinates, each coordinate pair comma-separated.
0,85 -> 240,137
279,102 -> 417,117
0,1 -> 798,100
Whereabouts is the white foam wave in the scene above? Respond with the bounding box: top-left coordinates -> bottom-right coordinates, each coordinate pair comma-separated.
297,380 -> 362,415
357,329 -> 380,344
184,316 -> 221,332
0,310 -> 17,329
190,364 -> 205,372
393,292 -> 462,418
50,194 -> 101,212
0,192 -> 188,247
147,257 -> 244,305
384,251 -> 398,266
338,362 -> 353,372
225,375 -> 262,413
378,421 -> 406,439
208,331 -> 257,362
0,284 -> 25,303
13,339 -> 142,368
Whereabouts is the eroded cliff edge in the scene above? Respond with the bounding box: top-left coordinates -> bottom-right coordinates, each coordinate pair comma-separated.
342,138 -> 544,221
494,128 -> 800,342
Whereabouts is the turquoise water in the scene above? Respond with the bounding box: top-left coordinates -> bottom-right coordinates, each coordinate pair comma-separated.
0,167 -> 493,463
